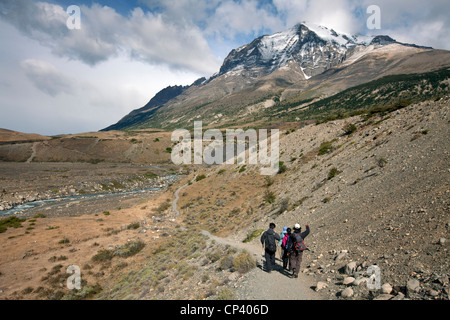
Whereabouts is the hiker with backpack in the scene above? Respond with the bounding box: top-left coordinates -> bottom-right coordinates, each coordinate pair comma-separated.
287,223 -> 310,278
281,227 -> 292,270
260,223 -> 281,273
278,226 -> 288,259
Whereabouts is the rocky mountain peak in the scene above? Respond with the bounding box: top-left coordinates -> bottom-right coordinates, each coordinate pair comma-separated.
214,23 -> 402,80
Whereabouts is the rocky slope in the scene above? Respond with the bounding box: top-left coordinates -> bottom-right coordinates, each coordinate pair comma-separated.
1,98 -> 448,301
170,97 -> 449,300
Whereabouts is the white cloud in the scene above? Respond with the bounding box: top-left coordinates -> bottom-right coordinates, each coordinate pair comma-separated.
124,8 -> 220,74
205,0 -> 283,39
356,0 -> 450,49
20,59 -> 76,96
0,0 -> 221,74
0,18 -> 203,135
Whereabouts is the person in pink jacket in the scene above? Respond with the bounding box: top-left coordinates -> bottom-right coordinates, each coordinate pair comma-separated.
281,227 -> 292,270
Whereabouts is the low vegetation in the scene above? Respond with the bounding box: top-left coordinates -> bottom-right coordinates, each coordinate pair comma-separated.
97,229 -> 255,300
0,216 -> 26,233
91,240 -> 145,263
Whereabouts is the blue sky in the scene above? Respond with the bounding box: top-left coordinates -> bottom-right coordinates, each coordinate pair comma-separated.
1,0 -> 449,135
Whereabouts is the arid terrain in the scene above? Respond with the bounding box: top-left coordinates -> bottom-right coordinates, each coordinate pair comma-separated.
0,97 -> 448,300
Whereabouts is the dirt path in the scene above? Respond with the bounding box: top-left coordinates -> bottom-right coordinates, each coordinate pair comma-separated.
171,180 -> 325,300
26,142 -> 38,163
202,230 -> 325,300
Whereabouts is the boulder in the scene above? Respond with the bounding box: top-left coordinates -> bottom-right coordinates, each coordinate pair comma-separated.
352,277 -> 368,286
381,283 -> 393,294
343,277 -> 355,286
341,287 -> 354,298
406,279 -> 421,296
345,262 -> 357,275
335,250 -> 348,261
315,282 -> 328,292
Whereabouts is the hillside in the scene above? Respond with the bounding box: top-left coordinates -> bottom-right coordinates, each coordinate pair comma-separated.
0,129 -> 174,164
0,97 -> 448,301
161,97 -> 449,300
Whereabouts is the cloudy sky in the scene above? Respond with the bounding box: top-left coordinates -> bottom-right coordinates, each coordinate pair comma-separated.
1,0 -> 449,135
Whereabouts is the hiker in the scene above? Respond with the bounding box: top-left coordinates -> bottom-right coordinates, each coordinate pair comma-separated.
281,227 -> 292,270
260,222 -> 281,273
288,223 -> 310,278
278,226 -> 288,258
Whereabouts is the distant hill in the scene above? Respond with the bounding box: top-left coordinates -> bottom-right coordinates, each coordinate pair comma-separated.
0,129 -> 51,144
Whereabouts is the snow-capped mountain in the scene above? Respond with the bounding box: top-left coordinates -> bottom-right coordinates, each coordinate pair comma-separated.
216,23 -> 395,79
103,22 -> 445,132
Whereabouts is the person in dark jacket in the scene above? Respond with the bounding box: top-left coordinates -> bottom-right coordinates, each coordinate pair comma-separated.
288,223 -> 310,278
260,223 -> 281,273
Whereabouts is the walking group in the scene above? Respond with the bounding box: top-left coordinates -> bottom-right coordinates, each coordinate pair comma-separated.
260,222 -> 310,278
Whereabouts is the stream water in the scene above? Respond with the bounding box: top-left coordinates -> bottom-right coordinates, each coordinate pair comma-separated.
0,175 -> 181,217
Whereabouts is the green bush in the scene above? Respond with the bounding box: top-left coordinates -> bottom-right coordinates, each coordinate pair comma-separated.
0,216 -> 26,233
318,141 -> 333,155
278,161 -> 287,174
243,229 -> 264,243
263,190 -> 276,204
343,123 -> 357,135
328,167 -> 341,180
196,174 -> 206,182
91,241 -> 145,263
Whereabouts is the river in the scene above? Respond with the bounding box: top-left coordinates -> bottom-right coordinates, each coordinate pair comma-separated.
0,175 -> 181,217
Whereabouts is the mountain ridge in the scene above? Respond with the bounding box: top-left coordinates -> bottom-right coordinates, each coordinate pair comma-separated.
103,23 -> 447,132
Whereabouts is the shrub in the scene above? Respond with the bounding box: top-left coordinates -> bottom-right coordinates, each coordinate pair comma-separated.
277,198 -> 290,214
328,167 -> 341,180
343,123 -> 357,135
377,157 -> 388,168
0,216 -> 26,233
218,255 -> 235,271
195,174 -> 206,182
127,222 -> 140,230
278,161 -> 287,174
243,229 -> 264,243
217,288 -> 235,300
114,241 -> 145,258
91,241 -> 145,263
233,250 -> 256,274
62,284 -> 102,300
265,176 -> 274,187
263,190 -> 276,204
318,141 -> 333,155
91,249 -> 114,263
58,237 -> 70,244
153,201 -> 171,213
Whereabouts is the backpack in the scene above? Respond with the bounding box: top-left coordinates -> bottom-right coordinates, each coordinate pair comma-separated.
282,233 -> 290,249
290,233 -> 308,253
264,231 -> 277,253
